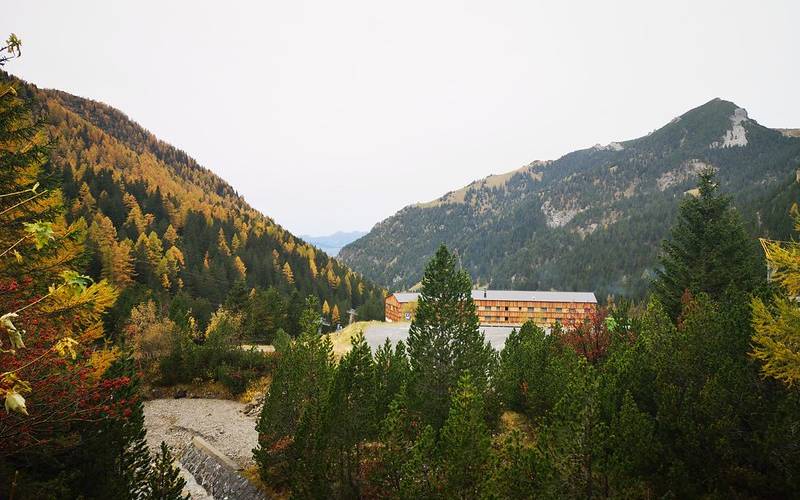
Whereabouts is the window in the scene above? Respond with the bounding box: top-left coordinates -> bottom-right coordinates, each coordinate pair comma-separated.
555,307 -> 562,312
504,306 -> 509,311
504,317 -> 509,321
541,307 -> 548,312
527,307 -> 534,312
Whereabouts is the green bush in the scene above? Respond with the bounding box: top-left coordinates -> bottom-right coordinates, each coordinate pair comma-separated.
217,364 -> 257,395
158,308 -> 275,388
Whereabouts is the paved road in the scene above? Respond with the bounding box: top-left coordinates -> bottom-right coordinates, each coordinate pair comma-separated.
363,322 -> 518,352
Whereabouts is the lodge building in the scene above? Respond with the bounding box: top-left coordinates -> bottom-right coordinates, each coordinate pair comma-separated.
385,290 -> 597,327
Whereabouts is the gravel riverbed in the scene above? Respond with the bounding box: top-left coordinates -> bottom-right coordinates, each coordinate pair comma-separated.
144,398 -> 261,499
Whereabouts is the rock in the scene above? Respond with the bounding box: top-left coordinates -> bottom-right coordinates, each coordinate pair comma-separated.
174,389 -> 187,399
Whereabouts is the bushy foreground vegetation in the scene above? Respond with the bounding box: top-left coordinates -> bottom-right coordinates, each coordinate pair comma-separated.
255,175 -> 800,498
0,38 -> 187,498
126,300 -> 274,395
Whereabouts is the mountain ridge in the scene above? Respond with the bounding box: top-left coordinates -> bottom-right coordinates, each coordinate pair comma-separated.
3,71 -> 386,326
340,98 -> 800,297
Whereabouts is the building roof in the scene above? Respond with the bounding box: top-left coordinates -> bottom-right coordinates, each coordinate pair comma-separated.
390,290 -> 597,304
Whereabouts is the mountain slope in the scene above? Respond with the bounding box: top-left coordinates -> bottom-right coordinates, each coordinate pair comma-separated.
340,99 -> 800,297
4,71 -> 385,325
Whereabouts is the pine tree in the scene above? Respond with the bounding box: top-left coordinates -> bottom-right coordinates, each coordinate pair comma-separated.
398,424 -> 439,498
653,170 -> 760,319
374,389 -> 415,494
147,442 -> 189,500
373,338 -> 409,425
482,430 -> 542,499
325,332 -> 376,497
439,374 -> 491,498
82,357 -> 152,499
254,322 -> 333,486
407,244 -> 493,430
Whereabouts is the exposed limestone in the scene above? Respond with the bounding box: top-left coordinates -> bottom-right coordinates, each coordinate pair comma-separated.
593,142 -> 625,151
657,159 -> 715,191
541,199 -> 581,228
711,107 -> 749,148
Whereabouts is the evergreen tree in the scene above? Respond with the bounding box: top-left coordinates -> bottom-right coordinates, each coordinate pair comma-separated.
374,389 -> 415,494
653,170 -> 761,319
407,245 -> 493,430
373,338 -> 410,425
481,430 -> 542,499
398,425 -> 439,498
81,357 -> 151,499
224,279 -> 249,313
439,374 -> 491,498
146,442 -> 189,500
497,321 -> 575,419
253,315 -> 333,486
325,332 -> 376,497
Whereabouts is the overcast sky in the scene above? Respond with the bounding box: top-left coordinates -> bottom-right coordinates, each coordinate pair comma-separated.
4,1 -> 799,235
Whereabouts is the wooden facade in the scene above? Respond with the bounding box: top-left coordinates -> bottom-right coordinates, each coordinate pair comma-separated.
385,290 -> 597,327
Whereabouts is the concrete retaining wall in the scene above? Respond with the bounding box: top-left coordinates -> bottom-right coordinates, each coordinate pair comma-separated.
180,436 -> 266,500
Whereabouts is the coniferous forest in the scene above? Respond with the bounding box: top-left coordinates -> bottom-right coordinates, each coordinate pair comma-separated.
255,181 -> 800,498
2,24 -> 800,500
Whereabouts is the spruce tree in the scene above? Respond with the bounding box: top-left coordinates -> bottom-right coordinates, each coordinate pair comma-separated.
653,170 -> 760,319
407,245 -> 493,430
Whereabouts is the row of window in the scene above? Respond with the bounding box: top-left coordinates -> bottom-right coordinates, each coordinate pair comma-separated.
478,305 -> 591,313
480,316 -> 557,324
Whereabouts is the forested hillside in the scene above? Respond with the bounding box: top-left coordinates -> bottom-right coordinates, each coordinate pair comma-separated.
340,99 -> 800,297
3,72 -> 385,334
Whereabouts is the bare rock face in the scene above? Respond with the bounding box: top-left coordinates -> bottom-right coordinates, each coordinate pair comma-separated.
711,107 -> 749,148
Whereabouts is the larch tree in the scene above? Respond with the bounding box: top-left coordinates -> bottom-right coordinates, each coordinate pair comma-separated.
751,206 -> 800,385
282,261 -> 294,284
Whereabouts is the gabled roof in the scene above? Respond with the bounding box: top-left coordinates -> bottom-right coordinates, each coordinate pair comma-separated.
390,290 -> 597,304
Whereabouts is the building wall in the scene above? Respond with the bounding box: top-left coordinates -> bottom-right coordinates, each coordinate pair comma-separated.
475,299 -> 596,327
385,294 -> 596,326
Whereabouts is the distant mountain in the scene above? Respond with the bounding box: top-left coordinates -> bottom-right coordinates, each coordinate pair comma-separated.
3,71 -> 386,325
340,98 -> 800,297
301,231 -> 368,256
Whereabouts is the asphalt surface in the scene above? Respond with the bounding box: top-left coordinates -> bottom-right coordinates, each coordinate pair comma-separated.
363,322 -> 518,352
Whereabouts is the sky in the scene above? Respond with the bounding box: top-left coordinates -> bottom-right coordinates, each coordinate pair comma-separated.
4,1 -> 799,235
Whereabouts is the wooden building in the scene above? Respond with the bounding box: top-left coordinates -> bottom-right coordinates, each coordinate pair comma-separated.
385,290 -> 597,327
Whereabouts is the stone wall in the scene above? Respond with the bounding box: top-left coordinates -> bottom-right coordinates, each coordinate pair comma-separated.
180,436 -> 266,500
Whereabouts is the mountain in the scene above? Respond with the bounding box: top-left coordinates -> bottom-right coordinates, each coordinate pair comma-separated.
300,231 -> 368,256
3,71 -> 385,326
340,98 -> 800,297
